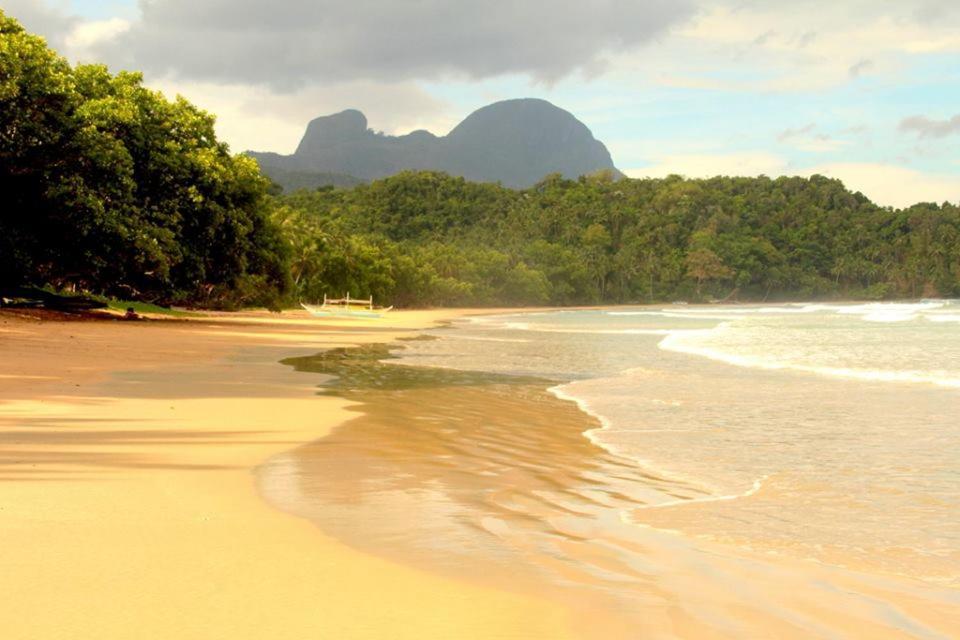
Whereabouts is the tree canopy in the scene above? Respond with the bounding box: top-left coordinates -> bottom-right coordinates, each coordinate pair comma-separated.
0,11 -> 288,308
272,171 -> 960,306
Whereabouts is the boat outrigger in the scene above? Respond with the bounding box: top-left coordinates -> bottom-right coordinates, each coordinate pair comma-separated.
300,293 -> 393,319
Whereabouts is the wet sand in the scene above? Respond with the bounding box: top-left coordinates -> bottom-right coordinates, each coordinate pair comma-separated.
262,342 -> 960,639
0,309 -> 575,640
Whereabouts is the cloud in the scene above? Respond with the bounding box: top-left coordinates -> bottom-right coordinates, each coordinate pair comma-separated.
90,0 -> 696,89
2,0 -> 78,49
144,78 -> 456,153
848,59 -> 873,78
752,29 -> 776,46
666,1 -> 960,92
912,0 -> 960,23
795,30 -> 817,47
808,162 -> 960,207
64,18 -> 131,60
777,123 -> 816,142
776,123 -> 848,152
625,151 -> 790,179
899,114 -> 960,139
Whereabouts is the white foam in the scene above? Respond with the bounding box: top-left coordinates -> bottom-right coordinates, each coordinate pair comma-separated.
607,310 -> 745,321
631,476 -> 768,512
654,302 -> 951,323
830,302 -> 946,323
834,302 -> 945,314
661,305 -> 825,315
548,383 -> 613,439
659,328 -> 960,389
861,311 -> 919,323
551,380 -> 768,531
549,381 -> 724,494
757,305 -> 826,313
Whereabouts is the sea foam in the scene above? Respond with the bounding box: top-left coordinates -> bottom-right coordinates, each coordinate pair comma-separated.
659,326 -> 960,389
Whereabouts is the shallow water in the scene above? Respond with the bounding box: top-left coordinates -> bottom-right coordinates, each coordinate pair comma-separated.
260,302 -> 960,638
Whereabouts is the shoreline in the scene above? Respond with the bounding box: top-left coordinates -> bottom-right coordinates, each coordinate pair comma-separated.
269,308 -> 959,638
0,309 -> 576,639
5,304 -> 958,638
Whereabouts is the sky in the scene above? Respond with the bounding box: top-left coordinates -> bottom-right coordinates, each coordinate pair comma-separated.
6,0 -> 959,207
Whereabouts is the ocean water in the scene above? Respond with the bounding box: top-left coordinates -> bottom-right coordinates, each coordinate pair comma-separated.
261,301 -> 960,637
399,302 -> 960,583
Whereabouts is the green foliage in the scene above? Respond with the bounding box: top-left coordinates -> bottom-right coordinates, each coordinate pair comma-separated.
0,12 -> 289,308
272,171 -> 960,306
3,13 -> 958,310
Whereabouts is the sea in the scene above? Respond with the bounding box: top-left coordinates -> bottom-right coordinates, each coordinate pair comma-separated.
260,301 -> 960,638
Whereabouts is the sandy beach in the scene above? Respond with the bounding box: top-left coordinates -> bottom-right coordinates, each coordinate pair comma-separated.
0,308 -> 575,640
4,306 -> 958,640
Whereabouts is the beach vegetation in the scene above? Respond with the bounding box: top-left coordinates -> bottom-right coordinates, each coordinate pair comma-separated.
0,11 -> 289,309
271,171 -> 960,306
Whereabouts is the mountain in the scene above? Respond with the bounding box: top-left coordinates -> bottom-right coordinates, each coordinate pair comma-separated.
247,98 -> 620,191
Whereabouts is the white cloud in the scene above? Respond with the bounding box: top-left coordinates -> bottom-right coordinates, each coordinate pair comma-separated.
91,0 -> 695,89
63,18 -> 130,61
808,162 -> 960,207
777,124 -> 849,153
644,1 -> 960,92
899,114 -> 960,139
2,0 -> 77,48
144,78 -> 456,153
625,151 -> 790,179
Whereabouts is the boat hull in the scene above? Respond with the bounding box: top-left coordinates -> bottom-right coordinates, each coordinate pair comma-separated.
300,303 -> 392,319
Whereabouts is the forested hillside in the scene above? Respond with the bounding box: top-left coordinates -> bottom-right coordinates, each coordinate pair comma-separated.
274,171 -> 960,306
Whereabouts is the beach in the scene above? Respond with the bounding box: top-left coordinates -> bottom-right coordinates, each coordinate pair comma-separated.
0,309 -> 575,640
3,304 -> 959,639
3,2 -> 958,636
258,305 -> 960,638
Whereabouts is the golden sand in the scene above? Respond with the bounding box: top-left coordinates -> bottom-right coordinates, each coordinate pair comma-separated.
0,310 -> 575,640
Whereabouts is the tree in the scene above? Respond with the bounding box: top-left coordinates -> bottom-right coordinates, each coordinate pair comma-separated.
0,11 -> 80,286
685,248 -> 733,297
0,12 -> 289,308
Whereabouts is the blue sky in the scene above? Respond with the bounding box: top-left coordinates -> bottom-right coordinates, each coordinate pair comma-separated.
8,0 -> 960,206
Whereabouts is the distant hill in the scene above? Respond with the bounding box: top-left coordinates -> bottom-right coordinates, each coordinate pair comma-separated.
247,98 -> 620,191
259,165 -> 365,193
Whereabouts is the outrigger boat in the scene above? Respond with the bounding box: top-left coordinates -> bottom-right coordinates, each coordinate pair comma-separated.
300,293 -> 393,319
